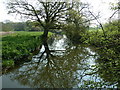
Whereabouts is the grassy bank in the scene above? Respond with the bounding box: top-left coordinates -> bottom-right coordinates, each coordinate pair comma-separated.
83,28 -> 120,63
2,31 -> 52,68
83,29 -> 120,47
83,20 -> 120,48
82,23 -> 120,86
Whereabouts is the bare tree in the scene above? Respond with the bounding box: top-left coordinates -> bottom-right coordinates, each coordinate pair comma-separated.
7,0 -> 76,57
7,0 -> 74,38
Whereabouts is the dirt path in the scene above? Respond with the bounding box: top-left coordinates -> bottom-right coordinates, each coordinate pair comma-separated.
0,32 -> 14,36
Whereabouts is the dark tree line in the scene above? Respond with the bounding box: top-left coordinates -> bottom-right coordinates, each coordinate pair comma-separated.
2,21 -> 42,31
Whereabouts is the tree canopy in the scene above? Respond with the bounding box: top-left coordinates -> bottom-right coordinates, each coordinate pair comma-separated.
7,0 -> 76,36
7,0 -> 92,37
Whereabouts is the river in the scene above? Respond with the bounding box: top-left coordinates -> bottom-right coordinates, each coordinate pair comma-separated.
2,35 -> 119,88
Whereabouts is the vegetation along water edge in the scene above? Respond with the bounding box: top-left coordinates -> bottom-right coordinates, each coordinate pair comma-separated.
2,31 -> 53,69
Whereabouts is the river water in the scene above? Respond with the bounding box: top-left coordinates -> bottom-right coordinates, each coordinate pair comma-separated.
2,35 -> 118,88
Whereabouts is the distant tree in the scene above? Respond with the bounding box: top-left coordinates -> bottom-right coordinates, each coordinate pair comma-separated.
13,22 -> 26,31
25,20 -> 42,31
2,22 -> 14,31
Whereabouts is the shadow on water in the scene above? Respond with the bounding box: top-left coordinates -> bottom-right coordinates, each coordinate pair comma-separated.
2,35 -> 120,88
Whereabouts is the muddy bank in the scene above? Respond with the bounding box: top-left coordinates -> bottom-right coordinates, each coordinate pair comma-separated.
0,32 -> 14,35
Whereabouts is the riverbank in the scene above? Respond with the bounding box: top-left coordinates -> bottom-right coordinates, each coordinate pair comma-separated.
2,31 -> 52,68
84,29 -> 120,47
2,33 -> 119,88
81,28 -> 120,88
0,31 -> 14,36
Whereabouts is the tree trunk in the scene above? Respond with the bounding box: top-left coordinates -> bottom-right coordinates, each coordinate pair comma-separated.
43,29 -> 48,39
42,27 -> 50,55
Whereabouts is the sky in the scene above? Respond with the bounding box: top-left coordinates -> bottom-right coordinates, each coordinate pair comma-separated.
82,0 -> 118,23
0,0 -> 118,24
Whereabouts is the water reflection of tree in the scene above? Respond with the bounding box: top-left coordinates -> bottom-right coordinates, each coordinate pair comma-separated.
10,44 -> 95,88
5,36 -> 119,88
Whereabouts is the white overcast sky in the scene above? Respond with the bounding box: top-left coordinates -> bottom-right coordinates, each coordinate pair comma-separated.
0,0 -> 118,23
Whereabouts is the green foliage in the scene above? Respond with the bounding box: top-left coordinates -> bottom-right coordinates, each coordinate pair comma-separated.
82,20 -> 120,87
2,31 -> 43,67
104,20 -> 120,32
110,2 -> 120,10
2,21 -> 43,32
2,60 -> 14,67
2,22 -> 14,31
64,9 -> 88,43
64,23 -> 81,42
83,20 -> 120,46
80,80 -> 112,88
96,46 -> 120,86
13,22 -> 26,31
25,20 -> 43,31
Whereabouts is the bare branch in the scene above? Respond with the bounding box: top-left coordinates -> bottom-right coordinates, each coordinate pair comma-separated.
88,9 -> 106,38
109,9 -> 119,19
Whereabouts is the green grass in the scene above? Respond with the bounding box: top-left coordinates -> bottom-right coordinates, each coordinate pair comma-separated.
2,31 -> 46,67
